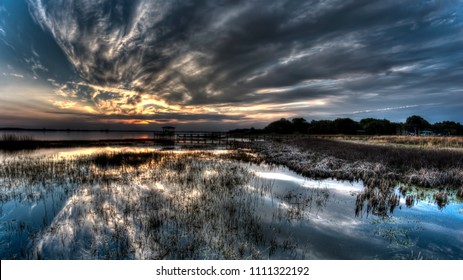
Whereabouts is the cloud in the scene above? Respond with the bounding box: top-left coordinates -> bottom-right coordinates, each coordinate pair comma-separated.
0,5 -> 6,37
2,72 -> 25,79
25,56 -> 49,77
20,0 -> 463,126
51,100 -> 76,109
351,105 -> 421,115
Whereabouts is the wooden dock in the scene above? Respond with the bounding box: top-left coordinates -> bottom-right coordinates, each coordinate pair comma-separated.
153,131 -> 293,146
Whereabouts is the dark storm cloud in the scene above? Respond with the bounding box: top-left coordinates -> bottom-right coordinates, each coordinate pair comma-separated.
2,0 -> 461,126
182,0 -> 463,99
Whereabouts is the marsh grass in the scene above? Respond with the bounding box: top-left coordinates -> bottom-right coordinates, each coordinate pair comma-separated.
457,187 -> 463,200
0,149 -> 324,259
287,137 -> 463,172
315,135 -> 463,149
365,135 -> 463,149
0,134 -> 39,151
253,138 -> 463,217
90,151 -> 162,168
276,188 -> 330,221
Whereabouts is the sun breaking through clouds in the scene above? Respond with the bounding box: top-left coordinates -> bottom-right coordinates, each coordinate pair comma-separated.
1,0 -> 463,129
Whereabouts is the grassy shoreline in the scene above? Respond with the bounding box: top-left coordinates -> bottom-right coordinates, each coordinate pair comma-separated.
0,138 -> 155,151
251,137 -> 463,216
254,137 -> 463,187
310,135 -> 463,149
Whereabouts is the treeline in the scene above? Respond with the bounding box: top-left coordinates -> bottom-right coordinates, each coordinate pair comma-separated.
230,115 -> 463,136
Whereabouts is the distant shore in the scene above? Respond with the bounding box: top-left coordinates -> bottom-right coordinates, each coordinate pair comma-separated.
0,138 -> 155,151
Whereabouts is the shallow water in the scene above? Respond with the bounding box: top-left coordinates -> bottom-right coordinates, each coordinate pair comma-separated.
0,147 -> 462,259
248,164 -> 463,259
0,130 -> 153,141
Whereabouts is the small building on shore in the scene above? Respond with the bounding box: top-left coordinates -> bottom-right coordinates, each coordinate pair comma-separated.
162,126 -> 176,136
153,126 -> 176,144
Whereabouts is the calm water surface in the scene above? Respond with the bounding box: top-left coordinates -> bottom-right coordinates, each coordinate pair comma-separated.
0,130 -> 153,140
0,147 -> 462,259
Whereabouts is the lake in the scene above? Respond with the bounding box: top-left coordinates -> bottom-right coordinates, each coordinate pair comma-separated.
0,147 -> 462,259
0,130 -> 153,141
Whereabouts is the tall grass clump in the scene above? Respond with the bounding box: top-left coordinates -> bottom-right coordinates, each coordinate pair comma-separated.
457,187 -> 463,200
0,134 -> 38,151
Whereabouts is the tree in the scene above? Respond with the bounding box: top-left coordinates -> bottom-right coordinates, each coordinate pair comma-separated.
432,121 -> 463,136
405,115 -> 431,134
360,118 -> 397,135
264,118 -> 294,134
291,118 -> 310,134
333,118 -> 360,135
309,120 -> 335,134
258,115 -> 462,136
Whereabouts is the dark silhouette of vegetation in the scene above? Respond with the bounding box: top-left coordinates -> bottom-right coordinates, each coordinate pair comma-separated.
432,121 -> 463,136
0,134 -> 39,150
264,118 -> 294,134
360,118 -> 398,135
308,120 -> 335,134
333,118 -> 361,135
263,118 -> 310,134
291,118 -> 310,134
405,115 -> 431,134
259,115 -> 463,136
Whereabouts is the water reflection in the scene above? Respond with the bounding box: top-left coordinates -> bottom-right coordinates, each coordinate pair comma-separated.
0,131 -> 153,141
0,147 -> 462,259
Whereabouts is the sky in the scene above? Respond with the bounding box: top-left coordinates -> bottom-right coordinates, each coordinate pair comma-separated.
0,0 -> 462,130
